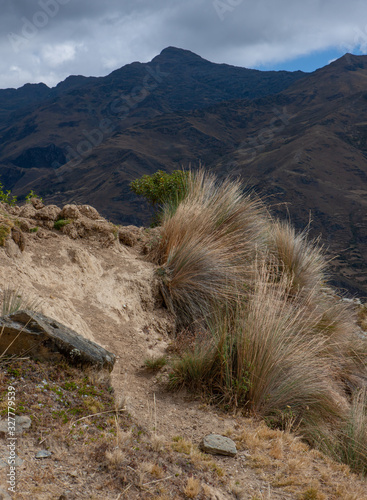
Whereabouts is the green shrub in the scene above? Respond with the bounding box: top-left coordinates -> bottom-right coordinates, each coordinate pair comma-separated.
54,219 -> 71,230
130,169 -> 189,206
130,169 -> 190,224
0,180 -> 17,206
25,190 -> 43,203
144,356 -> 167,372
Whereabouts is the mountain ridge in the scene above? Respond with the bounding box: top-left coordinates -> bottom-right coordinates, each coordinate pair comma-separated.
0,47 -> 367,294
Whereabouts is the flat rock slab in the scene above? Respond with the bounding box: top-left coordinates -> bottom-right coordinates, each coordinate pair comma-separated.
0,310 -> 116,371
200,434 -> 237,457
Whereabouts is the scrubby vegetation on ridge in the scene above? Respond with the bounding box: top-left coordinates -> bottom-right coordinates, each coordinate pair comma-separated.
135,168 -> 367,475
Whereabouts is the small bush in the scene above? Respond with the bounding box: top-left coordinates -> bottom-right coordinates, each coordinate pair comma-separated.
184,477 -> 201,498
54,219 -> 71,230
130,169 -> 189,207
25,190 -> 43,203
144,356 -> 167,372
0,179 -> 17,206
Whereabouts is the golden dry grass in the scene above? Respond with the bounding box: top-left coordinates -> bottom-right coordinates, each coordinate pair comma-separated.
157,169 -> 367,475
151,169 -> 269,324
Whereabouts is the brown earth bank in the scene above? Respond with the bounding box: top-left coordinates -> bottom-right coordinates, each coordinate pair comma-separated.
0,200 -> 366,499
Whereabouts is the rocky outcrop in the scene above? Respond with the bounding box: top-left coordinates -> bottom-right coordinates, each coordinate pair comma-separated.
0,310 -> 116,371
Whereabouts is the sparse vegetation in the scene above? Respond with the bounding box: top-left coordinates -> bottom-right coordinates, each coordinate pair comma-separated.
54,218 -> 71,230
0,179 -> 17,206
25,190 -> 43,203
0,223 -> 11,246
1,286 -> 42,316
144,355 -> 167,372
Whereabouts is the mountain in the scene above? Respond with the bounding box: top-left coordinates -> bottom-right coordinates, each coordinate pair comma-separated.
0,48 -> 366,294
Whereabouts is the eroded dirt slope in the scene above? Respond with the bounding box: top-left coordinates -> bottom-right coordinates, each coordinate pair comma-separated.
0,200 -> 366,499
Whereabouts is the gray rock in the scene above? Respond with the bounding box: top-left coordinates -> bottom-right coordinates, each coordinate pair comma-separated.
0,310 -> 116,371
200,434 -> 237,457
35,450 -> 52,459
0,416 -> 31,435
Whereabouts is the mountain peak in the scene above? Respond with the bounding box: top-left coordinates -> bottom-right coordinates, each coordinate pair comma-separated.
329,52 -> 367,71
152,46 -> 209,64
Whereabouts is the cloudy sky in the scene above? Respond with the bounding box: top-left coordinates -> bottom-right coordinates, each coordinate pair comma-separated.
1,0 -> 367,89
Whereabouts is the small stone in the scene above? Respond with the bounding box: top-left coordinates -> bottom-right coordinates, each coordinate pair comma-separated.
200,434 -> 237,457
35,450 -> 52,459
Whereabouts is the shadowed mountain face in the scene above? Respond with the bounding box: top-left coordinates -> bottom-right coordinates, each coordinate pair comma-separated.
0,48 -> 366,295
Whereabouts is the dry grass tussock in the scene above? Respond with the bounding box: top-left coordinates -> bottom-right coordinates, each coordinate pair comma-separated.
268,219 -> 327,297
152,168 -> 367,474
150,169 -> 269,324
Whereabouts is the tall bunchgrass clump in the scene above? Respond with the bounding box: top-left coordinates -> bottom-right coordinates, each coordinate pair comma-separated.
338,388 -> 367,475
268,220 -> 327,297
169,265 -> 349,436
143,168 -> 367,473
150,169 -> 269,324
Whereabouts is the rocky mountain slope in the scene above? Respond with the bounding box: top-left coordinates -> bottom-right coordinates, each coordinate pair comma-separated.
0,49 -> 367,294
1,200 -> 367,499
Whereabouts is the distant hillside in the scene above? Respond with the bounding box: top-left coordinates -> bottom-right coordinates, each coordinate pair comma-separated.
0,48 -> 367,294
